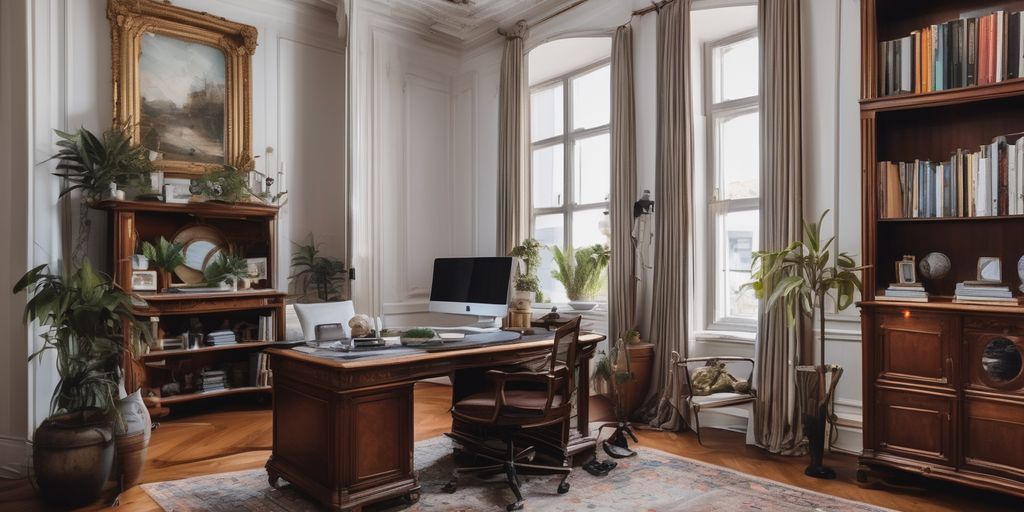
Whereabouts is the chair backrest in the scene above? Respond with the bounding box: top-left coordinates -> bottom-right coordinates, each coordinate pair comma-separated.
550,317 -> 581,398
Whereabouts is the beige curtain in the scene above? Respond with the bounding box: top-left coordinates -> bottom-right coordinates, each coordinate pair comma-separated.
752,0 -> 807,455
608,24 -> 637,342
496,20 -> 531,256
641,0 -> 693,431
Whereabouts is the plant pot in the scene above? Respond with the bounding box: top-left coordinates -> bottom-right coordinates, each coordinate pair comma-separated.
512,290 -> 535,311
114,390 -> 151,488
569,301 -> 597,311
32,410 -> 115,507
795,365 -> 844,480
158,270 -> 172,292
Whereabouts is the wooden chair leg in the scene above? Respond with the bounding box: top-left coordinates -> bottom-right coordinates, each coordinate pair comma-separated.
692,406 -> 703,446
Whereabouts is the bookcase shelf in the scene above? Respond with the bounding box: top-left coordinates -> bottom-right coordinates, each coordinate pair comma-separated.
859,0 -> 1024,499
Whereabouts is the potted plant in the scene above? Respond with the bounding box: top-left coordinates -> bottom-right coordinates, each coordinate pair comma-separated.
400,328 -> 437,346
141,237 -> 185,292
203,252 -> 250,291
50,124 -> 153,263
509,238 -> 544,307
14,260 -> 151,505
745,210 -> 863,479
290,234 -> 347,302
550,244 -> 610,310
191,165 -> 250,203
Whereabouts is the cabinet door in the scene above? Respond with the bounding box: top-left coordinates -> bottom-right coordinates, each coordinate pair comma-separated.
876,311 -> 955,388
875,387 -> 955,466
963,396 -> 1024,481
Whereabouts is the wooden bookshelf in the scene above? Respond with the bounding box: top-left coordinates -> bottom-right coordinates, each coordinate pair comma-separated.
859,1 -> 1024,498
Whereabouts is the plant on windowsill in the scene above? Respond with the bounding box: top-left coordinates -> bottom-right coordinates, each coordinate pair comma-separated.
13,259 -> 152,506
290,234 -> 347,302
550,244 -> 610,311
744,210 -> 864,480
141,236 -> 185,292
509,238 -> 544,307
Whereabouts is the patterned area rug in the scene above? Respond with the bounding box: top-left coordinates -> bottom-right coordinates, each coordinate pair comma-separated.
142,436 -> 891,511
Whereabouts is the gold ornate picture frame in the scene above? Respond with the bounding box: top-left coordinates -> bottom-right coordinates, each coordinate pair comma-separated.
107,0 -> 257,176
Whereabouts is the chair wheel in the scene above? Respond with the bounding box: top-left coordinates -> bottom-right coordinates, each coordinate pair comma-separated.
442,481 -> 457,493
507,501 -> 524,511
557,482 -> 570,494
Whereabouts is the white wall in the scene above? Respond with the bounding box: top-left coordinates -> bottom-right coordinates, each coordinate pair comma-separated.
0,0 -> 345,478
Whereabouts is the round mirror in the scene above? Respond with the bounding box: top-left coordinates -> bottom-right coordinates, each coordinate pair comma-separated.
981,338 -> 1023,383
172,225 -> 227,284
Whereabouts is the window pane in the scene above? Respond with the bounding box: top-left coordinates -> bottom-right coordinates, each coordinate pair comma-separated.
571,65 -> 610,130
573,132 -> 610,205
571,209 -> 610,301
531,84 -> 563,142
714,36 -> 758,103
717,111 -> 759,200
717,209 -> 760,320
532,145 -> 564,208
534,214 -> 565,303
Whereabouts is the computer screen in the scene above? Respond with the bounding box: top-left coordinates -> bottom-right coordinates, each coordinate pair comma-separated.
428,257 -> 512,317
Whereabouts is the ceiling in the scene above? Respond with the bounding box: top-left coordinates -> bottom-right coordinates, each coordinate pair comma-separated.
367,0 -> 573,46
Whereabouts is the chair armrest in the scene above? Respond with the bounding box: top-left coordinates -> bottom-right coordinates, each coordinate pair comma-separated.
485,369 -> 560,416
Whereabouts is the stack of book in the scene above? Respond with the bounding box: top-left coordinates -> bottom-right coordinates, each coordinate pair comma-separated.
257,314 -> 276,342
205,330 -> 237,346
198,369 -> 227,392
879,9 -> 1024,97
877,282 -> 929,302
954,281 -> 1021,306
878,134 -> 1024,219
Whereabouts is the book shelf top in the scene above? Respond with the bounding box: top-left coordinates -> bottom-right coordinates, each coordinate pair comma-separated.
861,78 -> 1024,111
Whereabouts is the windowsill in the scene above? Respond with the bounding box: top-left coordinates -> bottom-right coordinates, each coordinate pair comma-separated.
693,329 -> 756,345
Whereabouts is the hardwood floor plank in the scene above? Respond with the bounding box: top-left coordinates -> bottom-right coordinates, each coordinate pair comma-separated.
0,383 -> 1019,511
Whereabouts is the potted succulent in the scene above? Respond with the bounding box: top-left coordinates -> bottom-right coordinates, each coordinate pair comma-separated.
746,210 -> 864,479
14,260 -> 151,506
290,234 -> 347,302
509,238 -> 544,307
550,244 -> 610,310
400,328 -> 437,346
141,237 -> 185,292
203,252 -> 250,291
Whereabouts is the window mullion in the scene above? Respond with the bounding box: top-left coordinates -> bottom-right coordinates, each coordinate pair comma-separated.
563,76 -> 573,252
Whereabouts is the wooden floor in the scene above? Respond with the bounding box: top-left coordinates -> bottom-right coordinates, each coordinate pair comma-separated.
1,382 -> 1021,511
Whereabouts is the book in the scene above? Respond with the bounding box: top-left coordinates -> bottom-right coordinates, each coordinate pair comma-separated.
875,295 -> 930,303
954,296 -> 1022,306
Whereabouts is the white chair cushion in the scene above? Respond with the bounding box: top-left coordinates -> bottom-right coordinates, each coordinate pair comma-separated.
691,392 -> 751,406
294,301 -> 356,340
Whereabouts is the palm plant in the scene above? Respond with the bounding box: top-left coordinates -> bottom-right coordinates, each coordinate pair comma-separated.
51,123 -> 153,200
203,252 -> 250,287
13,259 -> 150,418
550,244 -> 611,301
290,235 -> 347,302
745,210 -> 863,368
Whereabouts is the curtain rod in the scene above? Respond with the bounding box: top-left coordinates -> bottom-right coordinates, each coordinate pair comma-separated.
532,0 -> 591,28
632,0 -> 675,17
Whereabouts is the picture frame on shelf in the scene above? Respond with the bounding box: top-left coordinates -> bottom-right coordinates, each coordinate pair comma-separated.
896,255 -> 917,284
246,257 -> 268,281
977,256 -> 1002,283
164,178 -> 192,204
132,270 -> 158,291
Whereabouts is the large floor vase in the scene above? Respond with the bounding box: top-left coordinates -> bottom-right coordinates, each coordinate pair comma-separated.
795,365 -> 843,479
33,410 -> 115,506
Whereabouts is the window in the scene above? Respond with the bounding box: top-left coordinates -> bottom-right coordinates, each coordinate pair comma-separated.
530,62 -> 611,304
704,31 -> 759,330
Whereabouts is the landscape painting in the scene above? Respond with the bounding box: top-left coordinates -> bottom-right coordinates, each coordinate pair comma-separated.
139,32 -> 227,164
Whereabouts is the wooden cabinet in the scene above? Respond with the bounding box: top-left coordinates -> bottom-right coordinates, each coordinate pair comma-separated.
859,0 -> 1024,498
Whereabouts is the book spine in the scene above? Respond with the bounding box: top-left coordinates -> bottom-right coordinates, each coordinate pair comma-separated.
967,17 -> 978,86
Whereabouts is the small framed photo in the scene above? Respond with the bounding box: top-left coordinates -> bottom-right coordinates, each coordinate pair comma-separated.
163,178 -> 192,204
896,255 -> 917,284
246,257 -> 268,280
132,270 -> 158,291
977,257 -> 1002,282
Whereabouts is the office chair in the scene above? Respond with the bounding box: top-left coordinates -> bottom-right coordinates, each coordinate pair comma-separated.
675,353 -> 756,446
443,317 -> 581,511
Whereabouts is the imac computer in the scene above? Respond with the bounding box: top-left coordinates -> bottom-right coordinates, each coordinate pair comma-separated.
427,257 -> 513,318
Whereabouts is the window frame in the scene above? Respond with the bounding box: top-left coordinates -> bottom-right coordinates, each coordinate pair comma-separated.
530,59 -> 612,303
702,29 -> 760,333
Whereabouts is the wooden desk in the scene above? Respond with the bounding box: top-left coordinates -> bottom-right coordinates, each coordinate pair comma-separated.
264,333 -> 604,512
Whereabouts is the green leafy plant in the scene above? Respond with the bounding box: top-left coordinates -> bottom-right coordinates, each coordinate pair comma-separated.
51,123 -> 153,200
744,210 -> 864,368
290,235 -> 347,302
203,252 -> 249,286
401,328 -> 436,339
550,244 -> 611,301
13,260 -> 150,418
509,238 -> 544,302
191,165 -> 250,203
141,237 -> 185,273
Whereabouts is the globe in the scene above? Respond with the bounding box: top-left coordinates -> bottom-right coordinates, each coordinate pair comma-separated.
919,252 -> 951,280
